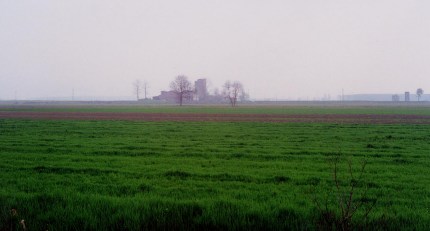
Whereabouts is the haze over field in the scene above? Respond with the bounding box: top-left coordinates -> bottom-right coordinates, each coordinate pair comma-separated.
1,1 -> 429,100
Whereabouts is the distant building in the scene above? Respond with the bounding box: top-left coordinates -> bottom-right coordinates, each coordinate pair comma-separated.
344,94 -> 394,101
152,91 -> 176,102
333,93 -> 429,102
194,79 -> 207,102
392,95 -> 399,102
405,92 -> 410,102
153,78 -> 227,104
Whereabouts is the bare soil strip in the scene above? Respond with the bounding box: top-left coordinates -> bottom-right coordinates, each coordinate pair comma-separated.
1,111 -> 430,124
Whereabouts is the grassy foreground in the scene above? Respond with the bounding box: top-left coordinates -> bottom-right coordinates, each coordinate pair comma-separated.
0,110 -> 430,230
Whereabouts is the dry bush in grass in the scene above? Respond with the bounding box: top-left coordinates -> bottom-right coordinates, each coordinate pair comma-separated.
310,156 -> 377,231
1,208 -> 27,231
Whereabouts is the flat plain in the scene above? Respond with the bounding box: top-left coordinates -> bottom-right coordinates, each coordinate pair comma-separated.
1,104 -> 430,230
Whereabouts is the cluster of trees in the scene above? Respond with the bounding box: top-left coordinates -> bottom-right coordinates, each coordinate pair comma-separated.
132,76 -> 249,106
169,75 -> 248,107
132,80 -> 149,101
134,79 -> 424,104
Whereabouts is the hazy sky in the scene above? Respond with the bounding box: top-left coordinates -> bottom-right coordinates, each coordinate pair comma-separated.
1,0 -> 429,100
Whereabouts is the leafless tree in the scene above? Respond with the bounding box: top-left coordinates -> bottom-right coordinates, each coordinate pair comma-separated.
310,157 -> 377,231
170,75 -> 193,106
223,81 -> 243,107
240,90 -> 250,102
416,88 -> 423,101
132,80 -> 142,101
213,87 -> 220,97
143,80 -> 149,99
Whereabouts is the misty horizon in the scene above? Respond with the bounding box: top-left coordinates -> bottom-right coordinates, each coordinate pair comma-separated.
1,1 -> 429,101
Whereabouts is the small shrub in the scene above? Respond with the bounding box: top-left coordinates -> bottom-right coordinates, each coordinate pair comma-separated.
273,175 -> 291,184
310,156 -> 377,231
0,208 -> 27,231
366,144 -> 376,149
164,170 -> 191,179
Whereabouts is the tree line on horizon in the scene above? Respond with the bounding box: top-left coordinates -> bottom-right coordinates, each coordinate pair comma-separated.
133,75 -> 249,107
133,78 -> 424,105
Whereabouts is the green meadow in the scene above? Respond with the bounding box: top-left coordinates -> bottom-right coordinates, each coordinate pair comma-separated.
2,104 -> 430,115
1,106 -> 430,230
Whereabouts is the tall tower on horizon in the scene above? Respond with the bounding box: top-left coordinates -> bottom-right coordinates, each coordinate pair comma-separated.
194,79 -> 207,102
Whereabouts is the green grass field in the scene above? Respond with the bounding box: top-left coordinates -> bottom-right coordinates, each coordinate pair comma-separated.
1,106 -> 430,230
2,104 -> 430,115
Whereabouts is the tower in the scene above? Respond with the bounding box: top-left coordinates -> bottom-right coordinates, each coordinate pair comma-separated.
194,79 -> 207,102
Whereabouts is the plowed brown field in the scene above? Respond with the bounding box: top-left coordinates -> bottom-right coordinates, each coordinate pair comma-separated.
1,111 -> 430,124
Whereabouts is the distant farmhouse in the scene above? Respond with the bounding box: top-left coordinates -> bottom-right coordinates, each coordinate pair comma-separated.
152,91 -> 177,102
153,78 -> 224,104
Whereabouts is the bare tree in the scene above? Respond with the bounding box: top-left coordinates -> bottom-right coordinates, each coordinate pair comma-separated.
132,80 -> 142,101
310,156 -> 377,231
416,88 -> 424,101
240,90 -> 250,102
170,75 -> 193,106
222,81 -> 243,107
143,80 -> 149,99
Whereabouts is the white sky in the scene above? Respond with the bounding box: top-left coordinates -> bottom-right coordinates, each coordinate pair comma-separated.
0,0 -> 429,100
